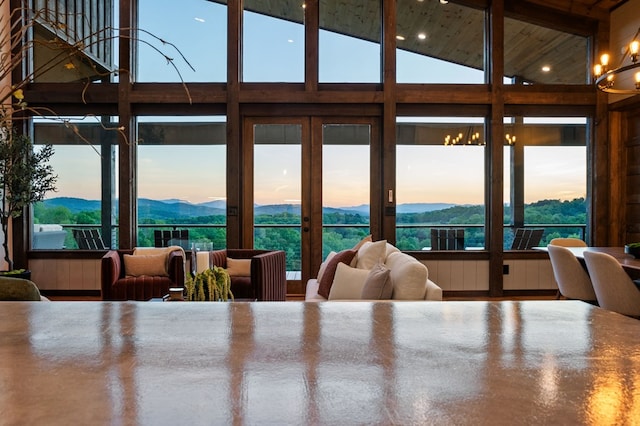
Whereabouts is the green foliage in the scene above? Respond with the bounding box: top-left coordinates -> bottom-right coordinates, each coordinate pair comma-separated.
184,266 -> 233,301
34,197 -> 587,266
0,130 -> 57,269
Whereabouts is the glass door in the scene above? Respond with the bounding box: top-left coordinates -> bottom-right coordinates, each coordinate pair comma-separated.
244,117 -> 378,295
321,120 -> 374,258
244,118 -> 310,294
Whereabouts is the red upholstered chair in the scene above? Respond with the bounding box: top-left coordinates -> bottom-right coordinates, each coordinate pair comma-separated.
209,249 -> 286,301
101,249 -> 185,300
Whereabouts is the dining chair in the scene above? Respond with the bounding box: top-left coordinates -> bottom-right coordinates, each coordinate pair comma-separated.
549,237 -> 587,247
547,245 -> 597,303
583,251 -> 640,317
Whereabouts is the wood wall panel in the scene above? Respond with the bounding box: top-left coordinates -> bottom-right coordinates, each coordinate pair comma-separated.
625,108 -> 640,244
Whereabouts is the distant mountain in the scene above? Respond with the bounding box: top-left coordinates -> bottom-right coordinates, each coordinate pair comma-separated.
396,203 -> 456,213
42,197 -> 459,219
138,199 -> 225,219
255,204 -> 301,215
41,197 -> 101,213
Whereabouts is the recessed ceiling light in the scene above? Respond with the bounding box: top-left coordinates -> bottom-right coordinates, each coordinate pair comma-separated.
440,0 -> 449,3
542,65 -> 551,72
418,33 -> 427,40
396,35 -> 405,41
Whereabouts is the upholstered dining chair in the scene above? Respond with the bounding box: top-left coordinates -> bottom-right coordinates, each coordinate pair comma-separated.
549,237 -> 587,247
547,245 -> 597,303
583,251 -> 640,317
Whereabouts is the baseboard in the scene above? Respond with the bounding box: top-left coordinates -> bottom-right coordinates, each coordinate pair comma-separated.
40,289 -> 101,298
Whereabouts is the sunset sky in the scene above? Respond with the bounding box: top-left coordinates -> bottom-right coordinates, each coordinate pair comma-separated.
43,0 -> 586,208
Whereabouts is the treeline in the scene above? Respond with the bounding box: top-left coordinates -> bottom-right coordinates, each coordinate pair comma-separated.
34,197 -> 587,265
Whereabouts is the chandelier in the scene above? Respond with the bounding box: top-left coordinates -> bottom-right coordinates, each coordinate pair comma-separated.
593,27 -> 640,95
444,127 -> 484,146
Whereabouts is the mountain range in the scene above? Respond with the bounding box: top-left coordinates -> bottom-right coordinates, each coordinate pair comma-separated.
41,197 -> 456,218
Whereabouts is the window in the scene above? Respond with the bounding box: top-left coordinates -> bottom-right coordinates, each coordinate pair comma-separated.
396,117 -> 486,250
32,116 -> 118,250
137,0 -> 227,82
243,1 -> 304,82
396,0 -> 485,83
319,0 -> 381,83
504,17 -> 588,85
504,117 -> 587,248
322,124 -> 371,257
136,117 -> 227,249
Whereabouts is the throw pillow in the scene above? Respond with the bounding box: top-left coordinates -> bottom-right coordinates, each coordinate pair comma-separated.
317,249 -> 357,299
316,251 -> 336,282
352,234 -> 372,251
226,258 -> 251,276
124,254 -> 169,277
356,239 -> 387,270
360,261 -> 392,300
350,234 -> 373,267
386,252 -> 428,300
328,262 -> 371,300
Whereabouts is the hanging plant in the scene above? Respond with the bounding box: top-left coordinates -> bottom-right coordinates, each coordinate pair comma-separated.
184,266 -> 233,302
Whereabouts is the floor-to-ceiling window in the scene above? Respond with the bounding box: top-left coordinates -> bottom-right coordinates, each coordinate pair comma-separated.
136,116 -> 227,249
20,0 -> 600,298
503,116 -> 587,248
32,116 -> 118,250
395,117 -> 486,251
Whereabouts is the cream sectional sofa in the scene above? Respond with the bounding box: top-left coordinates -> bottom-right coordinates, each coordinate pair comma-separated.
305,240 -> 442,302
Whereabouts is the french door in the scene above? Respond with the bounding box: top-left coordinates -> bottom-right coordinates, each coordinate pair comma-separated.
243,117 -> 380,294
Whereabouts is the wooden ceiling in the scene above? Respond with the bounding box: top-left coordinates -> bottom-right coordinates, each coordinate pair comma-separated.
238,0 -> 626,84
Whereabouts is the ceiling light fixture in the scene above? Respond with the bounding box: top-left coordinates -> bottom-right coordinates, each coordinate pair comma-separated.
541,65 -> 550,72
593,27 -> 640,95
418,33 -> 426,40
444,127 -> 484,146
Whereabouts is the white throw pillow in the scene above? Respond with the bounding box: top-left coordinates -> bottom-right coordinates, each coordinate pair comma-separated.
328,262 -> 371,300
356,240 -> 387,270
385,252 -> 428,300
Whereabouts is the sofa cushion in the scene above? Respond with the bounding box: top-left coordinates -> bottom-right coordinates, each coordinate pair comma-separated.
317,251 -> 336,282
352,234 -> 372,251
328,263 -> 370,300
124,254 -> 169,277
385,252 -> 428,300
361,261 -> 393,300
317,249 -> 357,299
385,242 -> 400,258
356,240 -> 387,270
227,258 -> 251,277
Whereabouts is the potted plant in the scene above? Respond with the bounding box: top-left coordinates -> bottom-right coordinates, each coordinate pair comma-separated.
0,120 -> 57,273
184,266 -> 233,302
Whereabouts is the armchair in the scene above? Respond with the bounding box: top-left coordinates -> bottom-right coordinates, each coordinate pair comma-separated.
209,249 -> 286,301
101,249 -> 185,301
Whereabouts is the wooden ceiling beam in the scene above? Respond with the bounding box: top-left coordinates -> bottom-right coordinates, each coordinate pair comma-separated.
504,0 -> 602,35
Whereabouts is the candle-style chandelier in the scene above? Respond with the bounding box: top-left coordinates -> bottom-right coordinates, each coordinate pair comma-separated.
444,127 -> 484,146
593,27 -> 640,95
